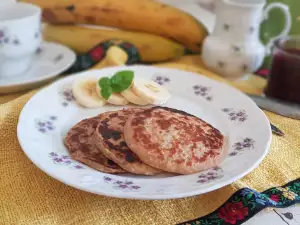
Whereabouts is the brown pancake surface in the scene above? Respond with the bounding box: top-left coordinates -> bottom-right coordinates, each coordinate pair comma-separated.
64,117 -> 125,174
124,106 -> 228,174
93,108 -> 162,175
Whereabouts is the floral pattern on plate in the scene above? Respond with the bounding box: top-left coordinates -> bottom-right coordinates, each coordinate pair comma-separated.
229,138 -> 255,157
60,88 -> 75,107
197,167 -> 224,184
35,116 -> 57,133
49,152 -> 84,169
193,85 -> 213,101
153,75 -> 170,85
103,176 -> 141,190
53,54 -> 64,63
222,108 -> 248,122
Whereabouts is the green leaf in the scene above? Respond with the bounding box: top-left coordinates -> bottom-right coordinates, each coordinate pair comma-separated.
247,202 -> 256,210
110,70 -> 134,92
98,77 -> 111,89
217,220 -> 223,225
233,196 -> 240,203
201,221 -> 210,225
101,86 -> 112,100
208,214 -> 219,219
246,193 -> 253,200
242,199 -> 248,206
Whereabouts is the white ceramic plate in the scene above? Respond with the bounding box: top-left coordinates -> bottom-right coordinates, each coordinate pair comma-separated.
17,66 -> 271,200
0,41 -> 76,94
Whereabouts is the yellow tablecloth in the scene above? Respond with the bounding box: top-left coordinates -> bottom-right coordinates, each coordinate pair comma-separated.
1,56 -> 300,225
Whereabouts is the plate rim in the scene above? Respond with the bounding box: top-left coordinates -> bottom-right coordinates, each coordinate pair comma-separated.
17,65 -> 272,200
0,41 -> 76,88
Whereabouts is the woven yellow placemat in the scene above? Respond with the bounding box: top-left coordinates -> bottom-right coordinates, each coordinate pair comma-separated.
1,57 -> 299,225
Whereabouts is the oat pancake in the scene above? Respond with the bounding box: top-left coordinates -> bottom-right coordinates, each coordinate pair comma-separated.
93,108 -> 162,175
64,117 -> 125,173
124,106 -> 228,174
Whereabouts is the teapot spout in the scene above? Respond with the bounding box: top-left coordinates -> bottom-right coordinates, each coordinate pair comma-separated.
196,0 -> 216,13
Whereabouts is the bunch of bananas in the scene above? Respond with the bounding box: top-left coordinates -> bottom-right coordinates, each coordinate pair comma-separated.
22,0 -> 208,63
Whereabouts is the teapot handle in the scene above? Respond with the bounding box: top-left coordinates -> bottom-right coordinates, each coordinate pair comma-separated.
263,3 -> 291,55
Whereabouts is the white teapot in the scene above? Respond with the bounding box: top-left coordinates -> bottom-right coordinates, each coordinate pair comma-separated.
200,0 -> 291,80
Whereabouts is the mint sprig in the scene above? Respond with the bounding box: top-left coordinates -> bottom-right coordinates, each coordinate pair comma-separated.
98,77 -> 112,100
98,70 -> 134,100
99,77 -> 111,88
111,71 -> 134,92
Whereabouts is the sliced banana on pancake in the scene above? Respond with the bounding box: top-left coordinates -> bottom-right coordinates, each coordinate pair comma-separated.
132,78 -> 171,105
96,83 -> 129,106
72,78 -> 106,108
121,88 -> 149,105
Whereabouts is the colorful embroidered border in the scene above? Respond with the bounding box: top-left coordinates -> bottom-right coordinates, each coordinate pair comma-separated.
179,179 -> 300,225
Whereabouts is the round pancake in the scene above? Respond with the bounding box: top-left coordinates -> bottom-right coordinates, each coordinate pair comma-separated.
124,106 -> 228,174
64,117 -> 125,174
93,108 -> 162,175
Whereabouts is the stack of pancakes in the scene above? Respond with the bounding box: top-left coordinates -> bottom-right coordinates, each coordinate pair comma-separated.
64,106 -> 228,175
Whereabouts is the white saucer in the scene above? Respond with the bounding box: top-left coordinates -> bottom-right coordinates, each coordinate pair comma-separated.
0,42 -> 76,94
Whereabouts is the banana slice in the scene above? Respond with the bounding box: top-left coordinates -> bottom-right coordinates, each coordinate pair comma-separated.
121,88 -> 149,105
96,83 -> 129,106
92,46 -> 128,69
72,78 -> 106,108
132,78 -> 171,105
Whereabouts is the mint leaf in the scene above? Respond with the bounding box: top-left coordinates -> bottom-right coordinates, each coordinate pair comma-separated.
101,86 -> 112,100
98,77 -> 112,99
99,77 -> 111,89
97,71 -> 134,98
110,70 -> 134,92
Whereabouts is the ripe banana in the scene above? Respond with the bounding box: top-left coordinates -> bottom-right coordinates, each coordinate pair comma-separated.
72,78 -> 106,108
132,78 -> 171,105
43,25 -> 185,62
22,0 -> 208,52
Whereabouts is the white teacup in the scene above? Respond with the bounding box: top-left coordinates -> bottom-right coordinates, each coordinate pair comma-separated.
0,3 -> 41,78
